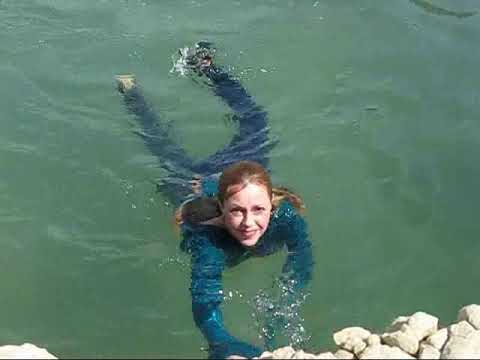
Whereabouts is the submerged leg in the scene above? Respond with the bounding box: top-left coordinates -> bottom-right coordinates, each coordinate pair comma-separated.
179,43 -> 277,175
116,75 -> 195,205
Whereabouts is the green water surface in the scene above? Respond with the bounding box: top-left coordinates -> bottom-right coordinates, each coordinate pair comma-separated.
1,0 -> 480,358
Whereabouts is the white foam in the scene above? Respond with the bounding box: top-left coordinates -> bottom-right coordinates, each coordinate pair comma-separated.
170,46 -> 192,77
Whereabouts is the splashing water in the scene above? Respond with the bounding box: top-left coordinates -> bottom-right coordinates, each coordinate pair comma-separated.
250,278 -> 311,350
170,46 -> 192,76
170,42 -> 217,77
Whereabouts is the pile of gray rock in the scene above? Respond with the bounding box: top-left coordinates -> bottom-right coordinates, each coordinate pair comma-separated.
256,304 -> 480,359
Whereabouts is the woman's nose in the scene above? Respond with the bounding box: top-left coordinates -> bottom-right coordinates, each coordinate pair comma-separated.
243,212 -> 255,227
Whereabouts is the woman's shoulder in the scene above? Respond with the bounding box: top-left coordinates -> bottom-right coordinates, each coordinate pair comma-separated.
268,200 -> 309,245
180,222 -> 230,253
181,221 -> 222,239
272,199 -> 303,221
268,199 -> 308,235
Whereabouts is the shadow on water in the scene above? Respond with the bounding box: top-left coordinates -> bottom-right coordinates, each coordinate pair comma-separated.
342,115 -> 436,228
409,0 -> 478,19
365,146 -> 435,227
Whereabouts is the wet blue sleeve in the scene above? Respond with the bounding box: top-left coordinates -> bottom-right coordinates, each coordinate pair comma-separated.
264,203 -> 314,350
281,205 -> 314,290
188,232 -> 262,359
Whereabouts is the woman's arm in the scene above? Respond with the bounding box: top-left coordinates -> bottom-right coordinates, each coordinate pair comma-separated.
186,230 -> 262,359
263,203 -> 314,350
281,204 -> 314,291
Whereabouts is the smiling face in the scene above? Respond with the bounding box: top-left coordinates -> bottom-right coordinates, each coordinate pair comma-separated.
221,183 -> 273,247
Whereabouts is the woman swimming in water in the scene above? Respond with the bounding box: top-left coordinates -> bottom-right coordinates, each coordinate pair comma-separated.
116,42 -> 314,359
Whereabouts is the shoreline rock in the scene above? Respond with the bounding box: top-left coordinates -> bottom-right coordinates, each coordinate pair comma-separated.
256,304 -> 480,359
0,343 -> 57,359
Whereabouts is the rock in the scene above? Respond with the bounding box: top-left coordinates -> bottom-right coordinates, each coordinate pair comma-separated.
334,327 -> 371,344
418,343 -> 441,359
366,335 -> 381,347
259,351 -> 274,359
449,321 -> 475,338
315,352 -> 337,359
360,345 -> 415,359
458,305 -> 480,330
382,331 -> 419,355
334,327 -> 371,352
292,350 -> 317,359
441,330 -> 480,359
272,346 -> 296,359
353,341 -> 367,356
409,312 -> 439,340
334,350 -> 355,359
425,328 -> 448,351
0,343 -> 57,359
389,316 -> 410,332
388,312 -> 438,341
341,337 -> 365,354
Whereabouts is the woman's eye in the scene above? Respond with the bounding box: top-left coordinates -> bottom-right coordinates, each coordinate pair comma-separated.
253,207 -> 265,213
230,209 -> 243,215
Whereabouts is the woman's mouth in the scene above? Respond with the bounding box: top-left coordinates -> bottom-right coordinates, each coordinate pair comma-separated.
239,229 -> 258,238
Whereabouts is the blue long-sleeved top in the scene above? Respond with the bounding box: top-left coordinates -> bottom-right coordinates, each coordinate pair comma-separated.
180,190 -> 314,359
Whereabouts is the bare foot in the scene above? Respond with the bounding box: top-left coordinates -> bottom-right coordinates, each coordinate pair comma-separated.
115,74 -> 136,93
